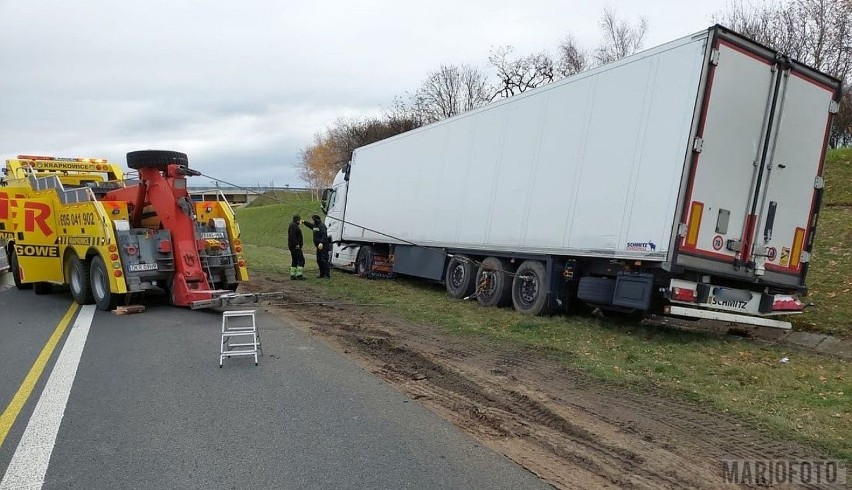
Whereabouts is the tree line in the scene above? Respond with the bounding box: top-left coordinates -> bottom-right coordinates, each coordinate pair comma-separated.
300,1 -> 851,191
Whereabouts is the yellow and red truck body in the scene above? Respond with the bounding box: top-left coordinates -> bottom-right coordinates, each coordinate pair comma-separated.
1,153 -> 248,310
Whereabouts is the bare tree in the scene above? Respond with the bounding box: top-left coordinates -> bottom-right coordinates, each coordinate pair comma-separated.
490,46 -> 556,98
556,34 -> 589,77
717,0 -> 852,146
594,8 -> 649,64
411,64 -> 492,122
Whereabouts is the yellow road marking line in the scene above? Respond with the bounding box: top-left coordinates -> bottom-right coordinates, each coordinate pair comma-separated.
0,302 -> 79,449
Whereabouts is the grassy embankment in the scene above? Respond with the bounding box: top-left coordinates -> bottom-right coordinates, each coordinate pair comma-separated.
236,149 -> 851,461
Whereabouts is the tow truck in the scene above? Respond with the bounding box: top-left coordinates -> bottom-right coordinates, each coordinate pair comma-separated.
0,150 -> 267,310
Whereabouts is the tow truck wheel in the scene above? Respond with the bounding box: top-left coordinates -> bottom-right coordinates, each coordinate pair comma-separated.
90,256 -> 121,311
9,246 -> 33,290
69,256 -> 94,305
126,150 -> 189,170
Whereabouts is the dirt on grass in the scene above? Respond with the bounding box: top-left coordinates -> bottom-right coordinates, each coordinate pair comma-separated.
244,275 -> 842,490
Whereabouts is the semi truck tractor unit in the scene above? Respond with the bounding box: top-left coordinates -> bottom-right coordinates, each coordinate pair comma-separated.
0,151 -> 248,310
322,26 -> 841,329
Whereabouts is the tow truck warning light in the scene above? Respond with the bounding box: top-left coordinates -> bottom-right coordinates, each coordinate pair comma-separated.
16,155 -> 109,164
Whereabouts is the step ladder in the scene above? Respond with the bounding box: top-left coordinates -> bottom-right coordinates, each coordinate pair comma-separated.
220,310 -> 262,367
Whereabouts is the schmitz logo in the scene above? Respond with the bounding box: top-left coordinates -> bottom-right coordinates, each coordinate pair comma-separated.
626,241 -> 657,252
0,191 -> 54,236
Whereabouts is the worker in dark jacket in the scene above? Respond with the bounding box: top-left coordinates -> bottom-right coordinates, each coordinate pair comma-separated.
303,214 -> 331,278
288,214 -> 305,280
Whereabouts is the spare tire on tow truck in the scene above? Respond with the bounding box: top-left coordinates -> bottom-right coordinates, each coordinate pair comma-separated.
126,150 -> 189,170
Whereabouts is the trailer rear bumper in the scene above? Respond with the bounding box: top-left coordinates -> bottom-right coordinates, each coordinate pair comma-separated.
664,304 -> 791,329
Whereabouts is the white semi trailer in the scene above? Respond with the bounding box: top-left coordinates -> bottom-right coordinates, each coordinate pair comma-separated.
322,26 -> 841,328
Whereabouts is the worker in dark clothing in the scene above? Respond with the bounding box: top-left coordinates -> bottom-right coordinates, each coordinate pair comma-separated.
288,214 -> 305,280
303,214 -> 331,278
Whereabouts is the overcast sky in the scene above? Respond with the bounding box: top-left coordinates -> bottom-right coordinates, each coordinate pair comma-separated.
0,0 -> 731,187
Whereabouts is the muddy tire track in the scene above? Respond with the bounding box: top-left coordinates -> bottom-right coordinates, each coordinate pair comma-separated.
245,278 -> 841,490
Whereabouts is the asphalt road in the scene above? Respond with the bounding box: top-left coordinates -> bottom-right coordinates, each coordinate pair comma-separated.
0,281 -> 548,489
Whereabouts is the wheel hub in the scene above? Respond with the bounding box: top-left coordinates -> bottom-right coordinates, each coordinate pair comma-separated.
451,264 -> 465,288
71,267 -> 81,293
93,268 -> 106,300
519,275 -> 539,305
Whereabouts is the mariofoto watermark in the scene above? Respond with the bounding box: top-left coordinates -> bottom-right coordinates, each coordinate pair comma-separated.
721,459 -> 846,486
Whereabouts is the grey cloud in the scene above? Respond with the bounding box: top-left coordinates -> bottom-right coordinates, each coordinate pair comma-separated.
1,0 -> 729,186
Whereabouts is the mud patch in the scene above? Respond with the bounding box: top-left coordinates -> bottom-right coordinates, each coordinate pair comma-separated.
245,276 -> 840,490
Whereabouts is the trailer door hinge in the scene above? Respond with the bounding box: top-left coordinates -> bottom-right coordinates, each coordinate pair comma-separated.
677,223 -> 687,237
800,251 -> 811,264
829,100 -> 839,114
693,137 -> 704,153
814,176 -> 825,189
710,49 -> 720,66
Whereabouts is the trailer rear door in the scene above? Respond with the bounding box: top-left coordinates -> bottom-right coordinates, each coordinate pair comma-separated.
674,29 -> 838,289
750,68 -> 837,285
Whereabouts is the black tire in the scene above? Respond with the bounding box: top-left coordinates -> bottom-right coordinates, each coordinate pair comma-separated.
126,150 -> 189,170
355,246 -> 373,278
9,246 -> 32,290
512,260 -> 550,316
445,255 -> 476,299
69,255 -> 94,305
90,256 -> 121,311
34,282 -> 53,295
475,257 -> 513,307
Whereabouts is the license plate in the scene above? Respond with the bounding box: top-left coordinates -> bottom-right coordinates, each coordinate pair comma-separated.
128,263 -> 158,272
200,232 -> 225,239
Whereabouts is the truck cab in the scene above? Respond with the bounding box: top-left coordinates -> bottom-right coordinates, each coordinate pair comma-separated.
323,168 -> 357,271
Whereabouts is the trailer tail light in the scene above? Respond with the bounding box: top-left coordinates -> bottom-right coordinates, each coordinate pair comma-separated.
772,295 -> 805,312
238,260 -> 246,267
110,253 -> 119,261
671,286 -> 697,302
114,270 -> 123,277
158,240 -> 171,253
108,244 -> 117,253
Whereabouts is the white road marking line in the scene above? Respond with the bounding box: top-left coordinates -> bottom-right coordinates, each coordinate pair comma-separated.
1,305 -> 96,490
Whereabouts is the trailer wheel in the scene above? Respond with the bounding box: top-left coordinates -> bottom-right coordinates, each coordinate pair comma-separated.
445,255 -> 476,299
69,255 -> 94,305
126,150 -> 189,170
356,246 -> 373,278
512,260 -> 550,315
475,257 -> 513,307
33,282 -> 53,295
9,246 -> 33,290
90,256 -> 121,311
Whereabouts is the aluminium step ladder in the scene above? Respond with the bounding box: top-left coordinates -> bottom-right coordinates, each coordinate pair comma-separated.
220,310 -> 262,367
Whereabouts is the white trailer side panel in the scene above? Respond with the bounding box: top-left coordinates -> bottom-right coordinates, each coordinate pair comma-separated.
343,33 -> 709,260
